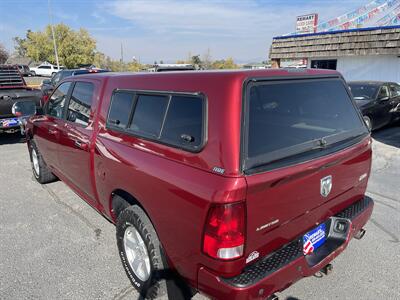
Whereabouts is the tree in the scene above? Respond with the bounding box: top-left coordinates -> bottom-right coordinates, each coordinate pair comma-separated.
191,55 -> 202,66
126,60 -> 144,72
176,54 -> 238,70
211,57 -> 238,69
14,24 -> 96,68
0,43 -> 8,64
13,36 -> 27,57
93,52 -> 113,69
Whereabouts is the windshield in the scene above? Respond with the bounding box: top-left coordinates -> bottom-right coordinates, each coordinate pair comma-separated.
348,84 -> 379,100
244,78 -> 367,171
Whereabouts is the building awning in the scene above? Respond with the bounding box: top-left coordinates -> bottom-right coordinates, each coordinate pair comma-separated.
270,25 -> 400,59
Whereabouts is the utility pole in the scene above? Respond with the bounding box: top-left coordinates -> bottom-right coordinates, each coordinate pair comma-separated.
48,0 -> 60,69
120,43 -> 124,71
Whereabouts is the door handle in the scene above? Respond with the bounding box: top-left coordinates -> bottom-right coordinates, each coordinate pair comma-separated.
74,140 -> 88,150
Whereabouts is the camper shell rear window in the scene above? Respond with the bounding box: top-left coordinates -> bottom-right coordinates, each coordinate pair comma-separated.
242,76 -> 368,173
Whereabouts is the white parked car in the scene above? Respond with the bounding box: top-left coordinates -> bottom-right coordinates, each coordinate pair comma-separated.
30,63 -> 65,77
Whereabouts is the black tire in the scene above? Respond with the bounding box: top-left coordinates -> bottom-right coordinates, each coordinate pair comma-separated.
363,115 -> 372,131
29,141 -> 57,184
116,204 -> 168,299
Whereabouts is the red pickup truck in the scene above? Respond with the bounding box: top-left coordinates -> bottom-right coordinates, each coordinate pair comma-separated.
26,69 -> 374,300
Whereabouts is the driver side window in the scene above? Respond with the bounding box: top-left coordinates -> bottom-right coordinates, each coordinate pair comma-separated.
378,86 -> 389,99
47,82 -> 72,118
390,84 -> 400,97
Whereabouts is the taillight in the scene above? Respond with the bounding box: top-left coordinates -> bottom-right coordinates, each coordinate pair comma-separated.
202,202 -> 246,260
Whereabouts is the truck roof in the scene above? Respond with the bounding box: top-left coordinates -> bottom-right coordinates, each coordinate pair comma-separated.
74,68 -> 340,82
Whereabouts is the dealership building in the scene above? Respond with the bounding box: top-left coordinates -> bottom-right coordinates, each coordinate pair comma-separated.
269,25 -> 400,82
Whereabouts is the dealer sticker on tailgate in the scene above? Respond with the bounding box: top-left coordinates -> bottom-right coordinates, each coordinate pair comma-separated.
303,223 -> 326,255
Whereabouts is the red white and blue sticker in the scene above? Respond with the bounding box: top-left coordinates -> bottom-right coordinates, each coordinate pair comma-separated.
0,118 -> 19,128
303,223 -> 326,255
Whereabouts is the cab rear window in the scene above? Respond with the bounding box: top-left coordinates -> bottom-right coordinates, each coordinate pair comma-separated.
243,78 -> 368,172
107,92 -> 135,129
107,91 -> 205,151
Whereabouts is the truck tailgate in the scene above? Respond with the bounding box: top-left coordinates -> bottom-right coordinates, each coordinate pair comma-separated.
244,137 -> 371,259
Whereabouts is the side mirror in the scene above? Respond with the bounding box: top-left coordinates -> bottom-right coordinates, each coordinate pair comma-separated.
379,96 -> 389,101
42,79 -> 51,85
12,101 -> 37,117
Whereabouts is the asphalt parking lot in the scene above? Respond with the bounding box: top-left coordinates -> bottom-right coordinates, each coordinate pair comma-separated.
0,126 -> 399,300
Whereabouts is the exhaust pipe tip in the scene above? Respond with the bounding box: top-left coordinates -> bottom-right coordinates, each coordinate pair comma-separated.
354,228 -> 366,240
267,294 -> 279,300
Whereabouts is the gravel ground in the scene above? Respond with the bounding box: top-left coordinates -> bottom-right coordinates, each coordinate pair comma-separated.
0,125 -> 398,300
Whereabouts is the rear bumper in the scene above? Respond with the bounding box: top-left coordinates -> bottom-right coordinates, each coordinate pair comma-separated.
197,196 -> 374,300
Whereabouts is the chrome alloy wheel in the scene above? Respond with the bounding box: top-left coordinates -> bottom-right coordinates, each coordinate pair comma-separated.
32,148 -> 40,176
123,226 -> 151,281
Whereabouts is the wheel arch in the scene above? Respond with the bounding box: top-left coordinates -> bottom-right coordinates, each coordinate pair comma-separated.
109,189 -> 196,297
110,189 -> 147,223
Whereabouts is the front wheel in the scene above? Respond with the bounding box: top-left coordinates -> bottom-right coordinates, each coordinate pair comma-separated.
116,205 -> 168,299
29,141 -> 57,184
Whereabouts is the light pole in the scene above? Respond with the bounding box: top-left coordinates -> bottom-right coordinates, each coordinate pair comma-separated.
48,0 -> 60,69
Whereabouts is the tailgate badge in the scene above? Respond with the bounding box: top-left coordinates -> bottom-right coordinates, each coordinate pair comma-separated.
256,219 -> 279,232
246,251 -> 260,264
320,175 -> 332,197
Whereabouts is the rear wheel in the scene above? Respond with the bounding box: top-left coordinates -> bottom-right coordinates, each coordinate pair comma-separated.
363,115 -> 372,131
116,204 -> 168,299
29,141 -> 57,184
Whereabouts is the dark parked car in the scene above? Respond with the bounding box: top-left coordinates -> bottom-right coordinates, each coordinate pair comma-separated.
41,68 -> 109,101
25,69 -> 373,299
0,65 -> 42,134
348,81 -> 400,131
17,64 -> 33,77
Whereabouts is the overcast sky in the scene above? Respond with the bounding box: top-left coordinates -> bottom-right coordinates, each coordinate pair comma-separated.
0,0 -> 369,63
